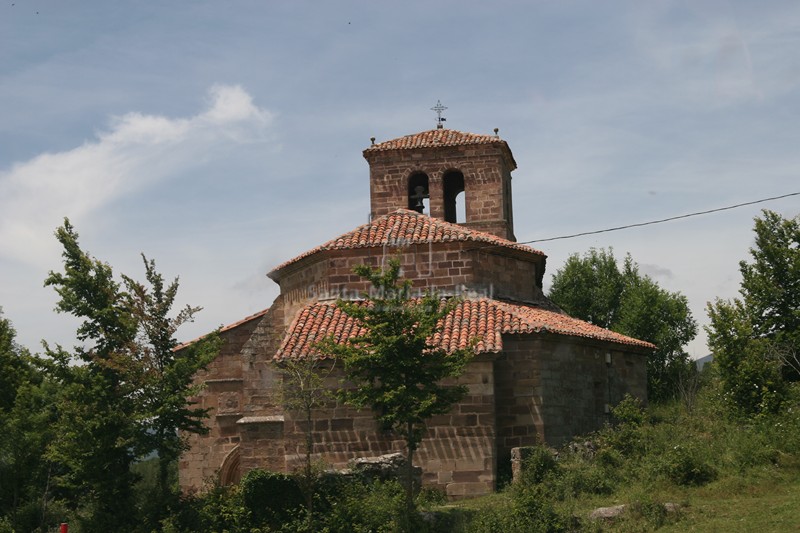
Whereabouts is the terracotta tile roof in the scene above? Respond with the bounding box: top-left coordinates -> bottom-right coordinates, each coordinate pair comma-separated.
174,307 -> 271,351
363,128 -> 506,152
269,209 -> 544,277
275,298 -> 654,360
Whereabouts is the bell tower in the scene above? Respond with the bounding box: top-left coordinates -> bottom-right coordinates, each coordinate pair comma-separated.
363,127 -> 517,241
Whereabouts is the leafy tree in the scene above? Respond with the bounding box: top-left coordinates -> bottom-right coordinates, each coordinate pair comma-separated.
738,210 -> 800,379
319,259 -> 473,528
706,210 -> 799,415
0,309 -> 31,413
43,220 -> 140,530
276,356 -> 332,531
122,255 -> 221,525
0,312 -> 62,532
547,248 -> 634,329
549,248 -> 698,402
43,220 -> 219,529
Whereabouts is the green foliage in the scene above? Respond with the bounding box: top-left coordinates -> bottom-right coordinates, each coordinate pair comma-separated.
319,258 -> 473,522
241,469 -> 305,528
657,443 -> 717,486
739,211 -> 800,365
548,248 -> 698,402
461,390 -> 800,532
0,350 -> 63,533
318,479 -> 407,533
276,357 -> 333,530
39,219 -> 219,530
518,446 -> 559,485
43,220 -> 140,530
706,210 -> 800,416
547,248 -> 630,329
415,487 -> 448,508
610,393 -> 646,426
123,254 -> 222,516
467,484 -> 573,533
0,310 -> 32,413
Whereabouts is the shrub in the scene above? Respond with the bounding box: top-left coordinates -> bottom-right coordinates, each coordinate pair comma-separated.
611,394 -> 646,426
518,445 -> 559,486
317,479 -> 406,533
658,444 -> 717,486
241,469 -> 305,528
467,485 -> 573,533
416,486 -> 447,508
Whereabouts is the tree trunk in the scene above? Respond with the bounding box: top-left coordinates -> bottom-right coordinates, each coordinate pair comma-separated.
404,422 -> 415,532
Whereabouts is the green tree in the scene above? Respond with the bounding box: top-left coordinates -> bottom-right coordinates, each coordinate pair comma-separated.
276,356 -> 332,531
547,248 -> 633,329
739,210 -> 800,379
122,255 -> 221,526
0,309 -> 31,412
43,220 -> 140,531
706,210 -> 799,415
43,220 -> 219,530
0,312 -> 62,532
549,248 -> 697,402
319,259 -> 473,528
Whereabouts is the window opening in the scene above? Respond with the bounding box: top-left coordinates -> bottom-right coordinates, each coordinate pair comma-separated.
443,171 -> 465,223
408,173 -> 430,214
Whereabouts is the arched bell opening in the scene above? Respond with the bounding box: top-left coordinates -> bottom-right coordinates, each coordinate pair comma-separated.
443,170 -> 465,223
408,172 -> 430,214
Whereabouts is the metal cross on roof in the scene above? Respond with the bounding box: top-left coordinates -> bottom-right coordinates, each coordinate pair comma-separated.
431,100 -> 447,129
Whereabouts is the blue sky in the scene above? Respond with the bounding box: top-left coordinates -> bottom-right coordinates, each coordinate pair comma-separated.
1,1 -> 798,357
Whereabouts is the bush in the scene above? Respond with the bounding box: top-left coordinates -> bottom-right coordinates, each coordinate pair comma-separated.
611,394 -> 646,426
518,446 -> 559,485
317,479 -> 406,533
657,444 -> 717,486
467,485 -> 573,533
241,469 -> 305,528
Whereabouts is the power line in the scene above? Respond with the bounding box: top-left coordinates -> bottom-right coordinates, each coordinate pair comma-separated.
519,191 -> 800,245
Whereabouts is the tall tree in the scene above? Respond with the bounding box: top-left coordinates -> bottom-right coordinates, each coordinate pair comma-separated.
706,210 -> 800,414
44,220 -> 140,531
0,311 -> 60,532
320,259 -> 473,528
277,356 -> 332,531
549,248 -> 697,402
122,255 -> 221,522
738,210 -> 800,377
43,220 -> 219,529
0,309 -> 29,413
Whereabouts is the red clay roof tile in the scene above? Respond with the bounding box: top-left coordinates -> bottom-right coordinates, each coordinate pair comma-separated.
275,298 -> 654,360
269,209 -> 544,277
174,307 -> 271,351
363,128 -> 505,152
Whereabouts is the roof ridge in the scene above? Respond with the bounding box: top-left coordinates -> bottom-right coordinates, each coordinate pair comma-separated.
274,297 -> 654,360
268,209 -> 544,277
364,128 -> 505,153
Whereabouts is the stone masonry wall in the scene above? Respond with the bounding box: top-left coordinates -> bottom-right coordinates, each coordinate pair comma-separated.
181,289 -> 499,499
495,335 -> 648,464
248,355 -> 498,499
365,144 -> 515,241
275,243 -> 545,303
180,315 -> 263,493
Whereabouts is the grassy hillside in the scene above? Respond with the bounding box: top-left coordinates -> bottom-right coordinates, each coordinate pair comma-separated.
445,385 -> 800,532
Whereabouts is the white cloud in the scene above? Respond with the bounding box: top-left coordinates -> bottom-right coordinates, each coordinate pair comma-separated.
0,85 -> 273,266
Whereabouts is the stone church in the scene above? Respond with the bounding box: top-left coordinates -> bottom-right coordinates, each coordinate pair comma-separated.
178,125 -> 652,498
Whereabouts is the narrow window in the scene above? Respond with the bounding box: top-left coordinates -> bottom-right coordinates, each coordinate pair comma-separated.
408,172 -> 430,214
443,170 -> 465,223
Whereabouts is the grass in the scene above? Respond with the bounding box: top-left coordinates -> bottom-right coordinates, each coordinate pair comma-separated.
436,388 -> 800,532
